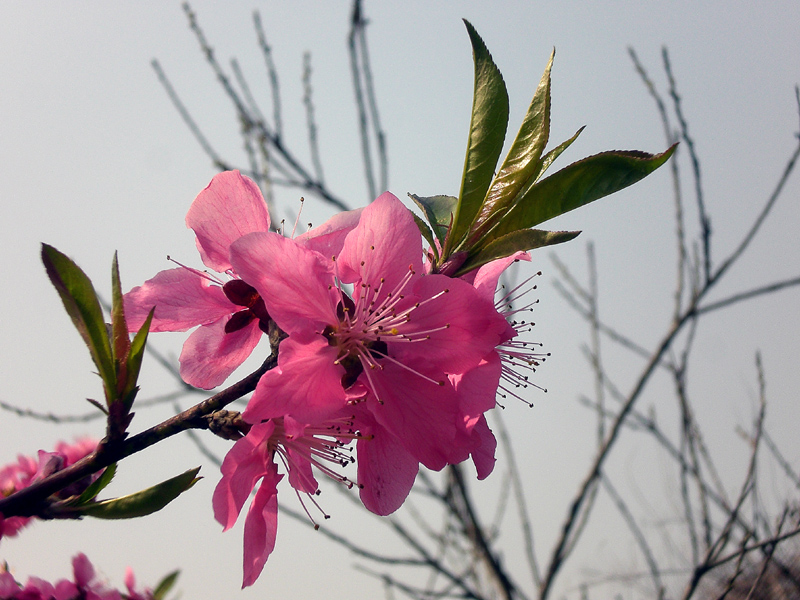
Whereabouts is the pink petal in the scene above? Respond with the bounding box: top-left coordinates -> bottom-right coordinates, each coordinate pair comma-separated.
390,275 -> 507,374
124,268 -> 236,332
213,422 -> 275,531
450,352 -> 502,431
0,572 -> 22,596
357,422 -> 419,515
337,192 -> 423,293
71,553 -> 95,588
365,359 -> 459,471
242,473 -> 282,588
55,579 -> 81,600
179,317 -> 263,389
296,207 -> 364,257
186,170 -> 271,273
282,417 -> 319,494
470,251 -> 531,301
243,333 -> 347,424
230,232 -> 338,335
469,416 -> 497,480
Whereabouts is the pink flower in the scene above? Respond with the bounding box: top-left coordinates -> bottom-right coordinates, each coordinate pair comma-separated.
230,192 -> 510,501
124,170 -> 272,389
125,170 -> 363,389
0,553 -> 155,599
1,439 -> 98,543
213,416 -> 361,587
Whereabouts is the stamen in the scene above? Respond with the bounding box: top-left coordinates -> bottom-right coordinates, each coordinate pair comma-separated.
367,347 -> 446,386
167,256 -> 224,285
290,197 -> 305,239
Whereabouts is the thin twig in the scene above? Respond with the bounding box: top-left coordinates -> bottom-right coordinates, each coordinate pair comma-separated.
0,352 -> 276,519
253,10 -> 282,140
601,472 -> 666,598
151,59 -> 230,171
303,52 -> 326,185
348,0 -> 377,201
663,47 -> 710,284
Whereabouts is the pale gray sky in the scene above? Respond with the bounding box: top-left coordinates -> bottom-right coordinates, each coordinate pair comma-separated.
2,2 -> 799,598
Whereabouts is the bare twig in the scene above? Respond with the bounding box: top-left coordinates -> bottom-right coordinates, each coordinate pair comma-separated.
601,472 -> 666,598
663,48 -> 710,284
303,52 -> 326,185
253,10 -> 282,140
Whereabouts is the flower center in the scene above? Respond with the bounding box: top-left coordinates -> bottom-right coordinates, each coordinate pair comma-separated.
222,279 -> 271,334
324,258 -> 451,397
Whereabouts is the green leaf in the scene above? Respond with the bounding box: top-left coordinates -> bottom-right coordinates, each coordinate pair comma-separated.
123,308 -> 153,408
534,126 -> 585,184
457,229 -> 580,276
41,244 -> 115,394
448,20 -> 509,256
409,193 -> 457,245
486,145 -> 677,241
411,212 -> 438,262
152,570 -> 180,600
468,50 -> 555,246
110,252 -> 130,371
77,467 -> 201,520
72,463 -> 117,505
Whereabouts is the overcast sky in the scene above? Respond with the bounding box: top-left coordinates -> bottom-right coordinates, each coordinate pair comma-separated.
2,2 -> 799,598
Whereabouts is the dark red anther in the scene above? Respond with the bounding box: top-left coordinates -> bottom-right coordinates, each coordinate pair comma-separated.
223,279 -> 260,307
336,294 -> 356,321
225,309 -> 256,334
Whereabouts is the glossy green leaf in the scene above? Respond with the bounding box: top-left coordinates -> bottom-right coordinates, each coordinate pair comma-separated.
72,463 -> 117,505
110,252 -> 130,370
41,244 -> 115,393
457,229 -> 580,276
409,193 -> 457,245
77,467 -> 201,520
152,570 -> 180,600
485,145 -> 677,241
469,127 -> 584,251
411,212 -> 438,262
123,308 -> 153,408
468,50 -> 555,247
449,20 -> 509,255
534,126 -> 585,184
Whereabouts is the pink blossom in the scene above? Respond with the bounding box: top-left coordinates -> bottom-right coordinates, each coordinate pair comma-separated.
124,170 -> 271,389
230,192 -> 510,500
125,170 -> 363,389
1,439 -> 98,543
0,553 -> 152,599
447,252 -> 549,478
213,417 -> 360,587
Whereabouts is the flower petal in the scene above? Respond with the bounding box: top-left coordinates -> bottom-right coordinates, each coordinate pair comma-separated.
470,250 -> 531,301
124,268 -> 236,332
296,207 -> 364,258
213,422 -> 274,531
357,421 -> 419,516
243,333 -> 347,424
282,416 -> 319,494
179,318 -> 263,389
186,170 -> 271,273
338,192 -> 423,294
241,470 -> 282,588
364,359 -> 459,471
469,416 -> 497,480
231,232 -> 338,335
450,352 -> 502,431
391,275 -> 507,373
71,553 -> 95,588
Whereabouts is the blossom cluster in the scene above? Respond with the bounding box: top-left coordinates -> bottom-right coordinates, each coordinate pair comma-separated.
124,171 -> 543,587
0,553 -> 153,600
0,439 -> 97,542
